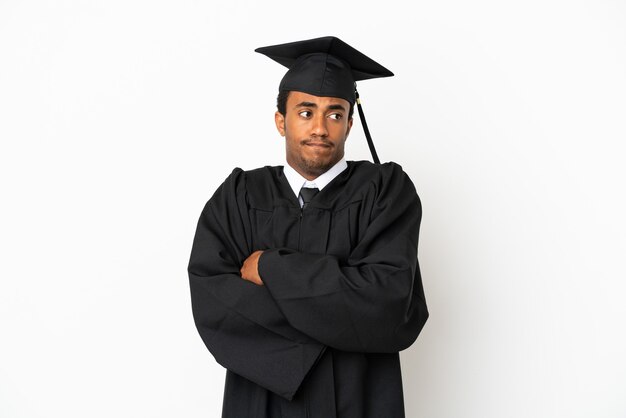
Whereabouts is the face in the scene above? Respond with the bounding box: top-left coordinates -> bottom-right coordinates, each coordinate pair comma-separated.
275,91 -> 353,180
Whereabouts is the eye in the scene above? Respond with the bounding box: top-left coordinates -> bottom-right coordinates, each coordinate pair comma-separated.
299,110 -> 312,118
328,113 -> 343,120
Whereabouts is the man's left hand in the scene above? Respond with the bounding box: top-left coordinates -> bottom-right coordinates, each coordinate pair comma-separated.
240,250 -> 264,286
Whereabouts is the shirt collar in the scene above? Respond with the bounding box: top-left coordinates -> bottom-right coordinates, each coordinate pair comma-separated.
283,158 -> 348,198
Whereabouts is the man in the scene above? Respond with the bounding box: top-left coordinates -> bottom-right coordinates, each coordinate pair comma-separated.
188,36 -> 428,418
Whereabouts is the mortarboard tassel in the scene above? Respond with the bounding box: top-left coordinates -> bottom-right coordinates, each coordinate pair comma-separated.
355,89 -> 380,164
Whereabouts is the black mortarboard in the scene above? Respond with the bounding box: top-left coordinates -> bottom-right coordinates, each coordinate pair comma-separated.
255,36 -> 394,164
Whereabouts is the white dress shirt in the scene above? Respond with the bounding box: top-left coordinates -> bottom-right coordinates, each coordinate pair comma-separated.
283,158 -> 348,207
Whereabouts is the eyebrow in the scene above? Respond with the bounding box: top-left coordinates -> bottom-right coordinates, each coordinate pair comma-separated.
327,104 -> 347,112
294,101 -> 347,112
295,101 -> 318,108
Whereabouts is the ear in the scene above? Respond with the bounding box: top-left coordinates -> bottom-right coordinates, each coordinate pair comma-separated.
345,117 -> 354,139
275,111 -> 286,137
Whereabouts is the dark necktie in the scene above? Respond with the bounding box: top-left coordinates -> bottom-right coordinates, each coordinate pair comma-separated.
299,187 -> 319,209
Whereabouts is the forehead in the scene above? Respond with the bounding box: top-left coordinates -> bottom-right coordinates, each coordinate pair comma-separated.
287,91 -> 350,108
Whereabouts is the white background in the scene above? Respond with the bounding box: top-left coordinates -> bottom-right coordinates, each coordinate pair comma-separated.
1,1 -> 625,417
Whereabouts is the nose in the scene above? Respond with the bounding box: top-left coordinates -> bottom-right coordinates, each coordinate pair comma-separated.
311,114 -> 329,137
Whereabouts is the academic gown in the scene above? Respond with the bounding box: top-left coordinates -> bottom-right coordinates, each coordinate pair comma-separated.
188,161 -> 428,418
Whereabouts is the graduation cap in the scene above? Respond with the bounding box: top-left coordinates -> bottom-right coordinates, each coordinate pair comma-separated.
255,36 -> 394,164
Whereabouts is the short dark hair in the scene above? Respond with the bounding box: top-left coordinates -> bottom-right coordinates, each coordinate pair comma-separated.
276,90 -> 354,119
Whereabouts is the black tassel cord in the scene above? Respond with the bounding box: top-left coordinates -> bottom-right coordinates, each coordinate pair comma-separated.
355,89 -> 380,164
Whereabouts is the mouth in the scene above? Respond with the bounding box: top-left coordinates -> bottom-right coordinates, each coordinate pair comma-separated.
303,140 -> 333,149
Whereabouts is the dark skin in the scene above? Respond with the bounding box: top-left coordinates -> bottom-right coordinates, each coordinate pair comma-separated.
240,91 -> 354,285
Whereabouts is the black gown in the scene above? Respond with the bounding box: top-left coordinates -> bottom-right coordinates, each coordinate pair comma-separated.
188,161 -> 429,418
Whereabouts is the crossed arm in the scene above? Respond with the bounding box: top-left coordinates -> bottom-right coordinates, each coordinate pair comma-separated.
189,164 -> 428,398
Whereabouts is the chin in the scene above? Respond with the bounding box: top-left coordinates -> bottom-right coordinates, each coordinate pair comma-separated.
302,158 -> 334,176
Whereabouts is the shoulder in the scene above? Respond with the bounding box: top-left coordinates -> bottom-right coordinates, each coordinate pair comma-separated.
201,167 -> 247,213
348,160 -> 416,193
348,160 -> 409,176
351,161 -> 421,216
216,165 -> 282,190
241,165 -> 282,189
207,165 -> 284,209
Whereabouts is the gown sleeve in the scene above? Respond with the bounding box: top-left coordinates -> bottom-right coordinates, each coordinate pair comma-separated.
188,168 -> 326,401
258,162 -> 429,353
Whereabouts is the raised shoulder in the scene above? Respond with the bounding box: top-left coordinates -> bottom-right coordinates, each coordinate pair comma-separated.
202,167 -> 246,214
348,160 -> 416,195
348,161 -> 420,222
211,165 -> 276,198
378,161 -> 408,180
377,162 -> 417,202
348,160 -> 408,178
242,165 -> 280,188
